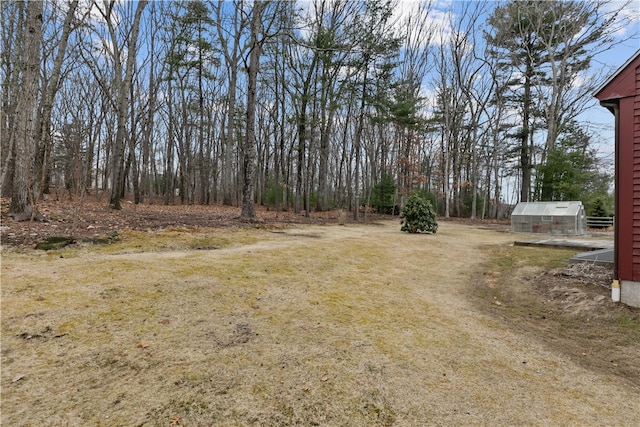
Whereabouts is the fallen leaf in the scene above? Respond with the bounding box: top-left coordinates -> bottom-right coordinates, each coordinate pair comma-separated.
169,415 -> 181,425
302,385 -> 310,392
158,319 -> 170,325
320,374 -> 329,382
137,342 -> 150,348
12,374 -> 25,383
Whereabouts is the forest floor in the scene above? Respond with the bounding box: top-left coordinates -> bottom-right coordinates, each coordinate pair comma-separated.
1,198 -> 639,426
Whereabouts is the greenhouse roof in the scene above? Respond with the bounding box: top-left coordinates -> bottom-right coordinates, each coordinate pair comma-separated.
511,201 -> 584,217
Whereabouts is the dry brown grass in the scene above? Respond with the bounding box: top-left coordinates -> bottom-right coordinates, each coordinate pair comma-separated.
2,221 -> 639,426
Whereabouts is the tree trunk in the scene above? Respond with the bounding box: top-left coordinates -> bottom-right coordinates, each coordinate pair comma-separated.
353,71 -> 367,222
36,0 -> 79,198
520,59 -> 532,203
140,0 -> 159,201
108,1 -> 147,210
8,0 -> 42,221
1,0 -> 25,198
216,2 -> 244,206
164,69 -> 175,205
316,65 -> 334,212
241,0 -> 262,220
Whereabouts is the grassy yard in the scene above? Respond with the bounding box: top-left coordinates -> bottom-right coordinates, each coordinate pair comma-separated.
2,221 -> 638,426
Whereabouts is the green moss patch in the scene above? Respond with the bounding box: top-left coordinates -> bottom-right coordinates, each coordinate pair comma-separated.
35,236 -> 75,250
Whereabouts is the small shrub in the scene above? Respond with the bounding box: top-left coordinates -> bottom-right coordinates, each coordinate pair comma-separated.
400,194 -> 438,234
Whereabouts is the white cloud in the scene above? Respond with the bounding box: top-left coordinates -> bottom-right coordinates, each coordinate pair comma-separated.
393,0 -> 457,48
603,0 -> 640,37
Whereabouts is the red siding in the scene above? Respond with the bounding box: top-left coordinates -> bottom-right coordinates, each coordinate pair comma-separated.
596,52 -> 640,283
619,97 -> 635,281
634,64 -> 640,281
596,53 -> 640,101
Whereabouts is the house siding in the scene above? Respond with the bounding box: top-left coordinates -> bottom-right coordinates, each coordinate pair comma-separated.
634,63 -> 640,280
620,97 -> 635,281
595,50 -> 640,306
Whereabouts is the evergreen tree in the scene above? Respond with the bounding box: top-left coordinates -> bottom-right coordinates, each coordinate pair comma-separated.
536,124 -> 612,207
371,172 -> 396,214
485,0 -> 549,203
484,0 -> 622,203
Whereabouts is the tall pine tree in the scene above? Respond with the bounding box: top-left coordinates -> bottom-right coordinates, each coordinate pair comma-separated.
486,0 -> 627,203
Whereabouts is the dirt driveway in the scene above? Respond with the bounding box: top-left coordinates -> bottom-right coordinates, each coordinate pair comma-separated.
2,220 -> 639,426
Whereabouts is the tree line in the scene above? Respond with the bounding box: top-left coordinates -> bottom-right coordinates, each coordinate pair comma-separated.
1,0 -> 630,221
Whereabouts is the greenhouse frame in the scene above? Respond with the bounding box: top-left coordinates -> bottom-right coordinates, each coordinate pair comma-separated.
511,201 -> 586,235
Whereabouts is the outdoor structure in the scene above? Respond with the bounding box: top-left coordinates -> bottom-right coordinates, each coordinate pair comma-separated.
511,201 -> 586,235
594,49 -> 640,307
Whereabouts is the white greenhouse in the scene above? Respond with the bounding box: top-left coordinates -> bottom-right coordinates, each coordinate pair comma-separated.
511,201 -> 586,235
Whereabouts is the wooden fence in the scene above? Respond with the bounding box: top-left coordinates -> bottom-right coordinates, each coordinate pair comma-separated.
586,216 -> 614,229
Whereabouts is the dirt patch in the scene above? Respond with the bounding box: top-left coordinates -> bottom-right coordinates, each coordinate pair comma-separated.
543,263 -> 613,316
472,245 -> 640,390
0,197 -> 354,250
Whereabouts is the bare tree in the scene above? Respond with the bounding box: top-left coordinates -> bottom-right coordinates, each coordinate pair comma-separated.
2,0 -> 626,218
36,0 -> 80,197
93,0 -> 147,210
1,1 -> 25,197
8,0 -> 43,221
240,0 -> 264,219
215,0 -> 249,206
393,0 -> 434,203
450,1 -> 494,218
